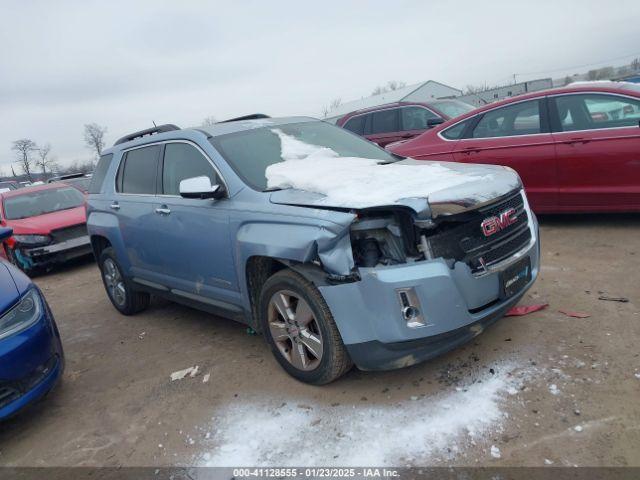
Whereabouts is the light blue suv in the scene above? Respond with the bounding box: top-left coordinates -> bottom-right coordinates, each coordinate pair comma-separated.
86,115 -> 539,384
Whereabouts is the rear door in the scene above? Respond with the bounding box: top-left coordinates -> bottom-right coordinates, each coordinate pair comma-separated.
113,144 -> 161,278
149,141 -> 237,303
549,92 -> 640,210
452,98 -> 558,212
364,108 -> 403,147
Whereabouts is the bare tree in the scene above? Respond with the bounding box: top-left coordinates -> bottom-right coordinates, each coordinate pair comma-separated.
371,80 -> 406,96
320,98 -> 342,118
83,123 -> 107,159
563,76 -> 573,86
11,138 -> 37,181
632,58 -> 640,72
201,116 -> 217,126
36,143 -> 57,175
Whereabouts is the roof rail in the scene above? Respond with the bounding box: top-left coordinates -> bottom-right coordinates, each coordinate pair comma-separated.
114,124 -> 180,146
218,114 -> 270,123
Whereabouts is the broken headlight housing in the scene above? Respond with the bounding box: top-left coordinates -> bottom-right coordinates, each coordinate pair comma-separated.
12,234 -> 51,246
0,289 -> 42,340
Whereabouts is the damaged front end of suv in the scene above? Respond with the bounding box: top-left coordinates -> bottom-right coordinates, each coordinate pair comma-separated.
270,160 -> 539,371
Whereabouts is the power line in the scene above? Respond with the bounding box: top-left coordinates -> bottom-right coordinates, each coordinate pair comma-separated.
515,51 -> 640,78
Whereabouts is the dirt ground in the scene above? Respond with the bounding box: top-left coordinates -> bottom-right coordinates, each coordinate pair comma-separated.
0,214 -> 639,467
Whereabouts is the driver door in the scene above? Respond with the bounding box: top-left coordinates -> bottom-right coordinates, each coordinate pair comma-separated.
148,141 -> 237,303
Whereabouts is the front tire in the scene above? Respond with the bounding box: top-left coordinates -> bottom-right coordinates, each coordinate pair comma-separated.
259,269 -> 352,384
99,247 -> 150,315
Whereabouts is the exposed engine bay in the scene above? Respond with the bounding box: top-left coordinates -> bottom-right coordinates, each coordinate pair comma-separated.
349,190 -> 532,274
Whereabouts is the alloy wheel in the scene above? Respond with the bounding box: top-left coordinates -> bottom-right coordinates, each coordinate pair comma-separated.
103,258 -> 126,307
267,290 -> 323,371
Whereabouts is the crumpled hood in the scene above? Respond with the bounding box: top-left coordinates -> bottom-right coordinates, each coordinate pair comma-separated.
270,159 -> 521,217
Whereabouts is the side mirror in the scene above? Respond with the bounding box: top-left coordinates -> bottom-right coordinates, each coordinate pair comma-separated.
427,118 -> 445,128
0,227 -> 13,242
179,176 -> 225,200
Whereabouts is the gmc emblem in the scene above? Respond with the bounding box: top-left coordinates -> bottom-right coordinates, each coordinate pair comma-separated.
481,208 -> 518,237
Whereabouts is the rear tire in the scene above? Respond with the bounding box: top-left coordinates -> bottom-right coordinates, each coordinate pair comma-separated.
259,269 -> 352,385
99,247 -> 149,315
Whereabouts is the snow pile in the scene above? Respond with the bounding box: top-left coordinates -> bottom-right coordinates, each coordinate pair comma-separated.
198,363 -> 529,467
265,129 -> 494,208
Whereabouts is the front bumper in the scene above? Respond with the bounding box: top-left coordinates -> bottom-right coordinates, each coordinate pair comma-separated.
14,235 -> 92,270
0,291 -> 64,420
319,217 -> 540,371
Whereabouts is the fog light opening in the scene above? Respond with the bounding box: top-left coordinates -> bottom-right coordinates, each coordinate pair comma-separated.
397,288 -> 426,328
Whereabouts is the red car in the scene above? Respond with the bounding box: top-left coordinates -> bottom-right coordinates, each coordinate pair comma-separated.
0,183 -> 91,274
387,82 -> 640,213
336,99 -> 474,147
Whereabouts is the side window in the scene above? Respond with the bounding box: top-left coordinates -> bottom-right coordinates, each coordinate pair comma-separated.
370,109 -> 399,134
162,143 -> 219,196
441,118 -> 473,140
400,106 -> 439,131
343,116 -> 365,135
88,153 -> 113,194
118,145 -> 160,194
472,100 -> 541,138
553,94 -> 640,132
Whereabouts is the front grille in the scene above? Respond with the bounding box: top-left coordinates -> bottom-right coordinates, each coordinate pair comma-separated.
50,224 -> 87,243
424,191 -> 532,274
0,356 -> 58,409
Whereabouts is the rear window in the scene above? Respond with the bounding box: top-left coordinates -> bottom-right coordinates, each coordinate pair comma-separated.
117,145 -> 160,194
3,187 -> 85,220
88,154 -> 113,194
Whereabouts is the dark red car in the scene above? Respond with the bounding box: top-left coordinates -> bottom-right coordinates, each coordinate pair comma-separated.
387,82 -> 640,213
0,183 -> 91,274
336,99 -> 474,147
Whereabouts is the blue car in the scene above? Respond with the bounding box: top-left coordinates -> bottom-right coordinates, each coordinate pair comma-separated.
0,227 -> 64,420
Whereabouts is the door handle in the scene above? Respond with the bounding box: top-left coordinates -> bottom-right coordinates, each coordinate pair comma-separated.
109,202 -> 120,210
155,207 -> 171,215
562,137 -> 590,145
461,146 -> 481,154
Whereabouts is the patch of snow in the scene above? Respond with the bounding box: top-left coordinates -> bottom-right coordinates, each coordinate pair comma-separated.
544,458 -> 554,465
549,384 -> 560,395
265,129 -> 493,209
490,445 -> 501,459
634,373 -> 640,379
574,425 -> 583,432
198,363 -> 530,466
170,366 -> 199,381
203,373 -> 210,383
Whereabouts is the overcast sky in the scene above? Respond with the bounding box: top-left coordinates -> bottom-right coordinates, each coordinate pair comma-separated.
1,0 -> 639,172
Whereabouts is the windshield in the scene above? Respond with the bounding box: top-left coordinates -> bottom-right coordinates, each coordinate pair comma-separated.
210,120 -> 398,190
430,100 -> 475,119
3,187 -> 85,220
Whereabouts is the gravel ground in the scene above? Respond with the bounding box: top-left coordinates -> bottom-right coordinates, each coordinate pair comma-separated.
0,214 -> 638,467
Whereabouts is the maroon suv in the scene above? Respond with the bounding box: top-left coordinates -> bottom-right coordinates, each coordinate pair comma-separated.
336,100 -> 474,147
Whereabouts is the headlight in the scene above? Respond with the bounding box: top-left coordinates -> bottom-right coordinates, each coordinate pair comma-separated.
0,289 -> 42,340
12,234 -> 51,245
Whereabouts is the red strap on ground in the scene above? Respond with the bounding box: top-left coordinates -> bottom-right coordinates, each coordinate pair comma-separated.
558,309 -> 590,318
505,303 -> 548,316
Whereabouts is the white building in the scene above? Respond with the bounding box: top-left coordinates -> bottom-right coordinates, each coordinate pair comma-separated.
455,78 -> 553,107
325,80 -> 463,122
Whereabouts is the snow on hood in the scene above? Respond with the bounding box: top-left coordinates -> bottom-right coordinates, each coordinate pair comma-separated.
267,130 -> 521,214
266,130 -> 519,213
